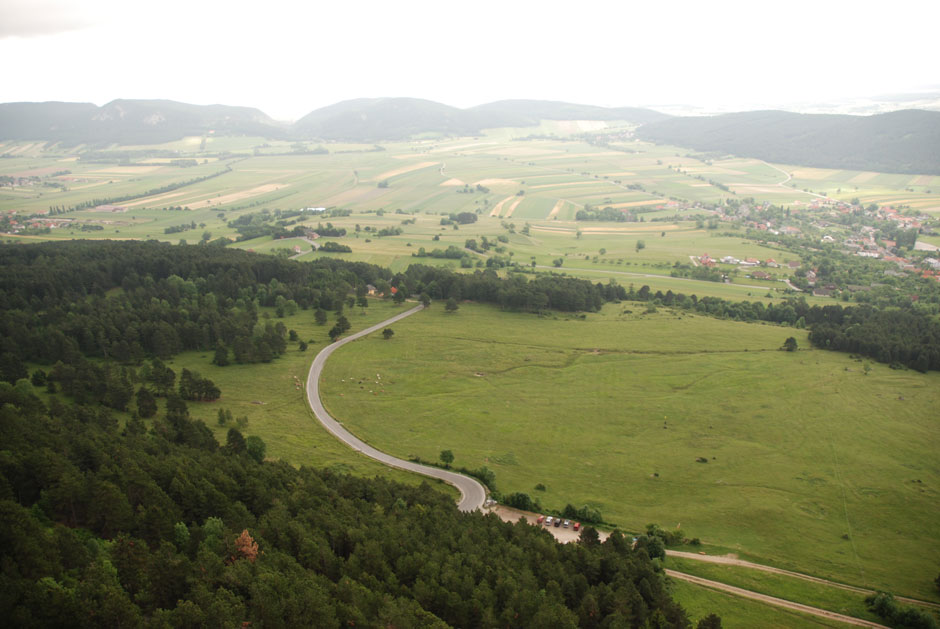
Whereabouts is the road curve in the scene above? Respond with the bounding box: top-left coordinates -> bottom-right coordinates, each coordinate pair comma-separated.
305,304 -> 487,512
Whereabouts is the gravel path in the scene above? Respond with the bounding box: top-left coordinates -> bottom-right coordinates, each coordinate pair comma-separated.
666,570 -> 889,628
305,304 -> 486,512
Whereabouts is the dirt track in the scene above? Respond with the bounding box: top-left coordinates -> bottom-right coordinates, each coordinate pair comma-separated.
666,570 -> 889,628
667,551 -> 940,611
491,505 -> 937,624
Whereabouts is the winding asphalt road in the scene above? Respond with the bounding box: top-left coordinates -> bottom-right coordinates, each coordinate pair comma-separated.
305,304 -> 487,512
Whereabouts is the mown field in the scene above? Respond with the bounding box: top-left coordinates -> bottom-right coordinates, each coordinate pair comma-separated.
320,302 -> 940,601
669,579 -> 847,628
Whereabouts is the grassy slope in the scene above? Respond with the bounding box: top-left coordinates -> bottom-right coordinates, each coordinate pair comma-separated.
163,300 -> 459,498
321,302 -> 940,600
667,557 -> 881,624
669,580 -> 847,628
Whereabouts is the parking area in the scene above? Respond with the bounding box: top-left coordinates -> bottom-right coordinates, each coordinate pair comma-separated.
489,505 -> 609,544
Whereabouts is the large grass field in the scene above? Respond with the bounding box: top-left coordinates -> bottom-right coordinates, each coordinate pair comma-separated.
319,302 -> 940,601
156,300 -> 459,499
669,579 -> 848,628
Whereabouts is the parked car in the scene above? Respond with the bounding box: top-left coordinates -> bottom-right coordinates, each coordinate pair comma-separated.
544,516 -> 553,526
563,520 -> 570,528
536,515 -> 544,524
553,518 -> 562,527
573,522 -> 581,531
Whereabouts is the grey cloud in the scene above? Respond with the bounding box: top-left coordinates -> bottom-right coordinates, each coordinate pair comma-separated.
0,1 -> 93,38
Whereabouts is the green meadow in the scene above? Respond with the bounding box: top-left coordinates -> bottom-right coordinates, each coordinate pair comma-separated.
669,580 -> 847,628
157,300 -> 458,498
667,557 -> 882,624
320,302 -> 940,601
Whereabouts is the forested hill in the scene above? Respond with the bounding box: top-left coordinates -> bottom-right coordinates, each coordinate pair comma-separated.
0,239 -> 696,626
1,98 -> 668,144
0,99 -> 287,145
288,98 -> 670,141
636,109 -> 940,175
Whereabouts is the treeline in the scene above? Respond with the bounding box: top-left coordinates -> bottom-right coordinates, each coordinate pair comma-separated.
669,263 -> 724,283
398,264 -> 619,313
628,285 -> 940,372
576,206 -> 645,222
0,377 -> 695,626
71,164 -> 232,210
0,241 -> 389,367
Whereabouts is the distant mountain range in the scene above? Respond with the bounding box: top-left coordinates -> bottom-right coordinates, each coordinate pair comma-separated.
636,109 -> 940,175
0,97 -> 667,145
2,98 -> 938,175
0,100 -> 286,145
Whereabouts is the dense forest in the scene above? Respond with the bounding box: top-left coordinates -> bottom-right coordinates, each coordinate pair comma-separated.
0,241 -> 617,375
636,109 -> 940,175
0,240 -> 698,626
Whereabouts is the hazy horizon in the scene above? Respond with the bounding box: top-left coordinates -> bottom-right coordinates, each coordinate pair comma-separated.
1,0 -> 938,121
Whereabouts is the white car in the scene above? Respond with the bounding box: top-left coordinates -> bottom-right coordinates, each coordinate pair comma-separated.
544,516 -> 553,526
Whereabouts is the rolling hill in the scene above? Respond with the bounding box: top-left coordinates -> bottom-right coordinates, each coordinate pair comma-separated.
636,109 -> 940,175
0,99 -> 286,145
0,98 -> 669,145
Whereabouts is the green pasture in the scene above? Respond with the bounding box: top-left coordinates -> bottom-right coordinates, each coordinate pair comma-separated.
321,302 -> 940,600
162,300 -> 458,499
667,557 -> 882,624
669,580 -> 847,628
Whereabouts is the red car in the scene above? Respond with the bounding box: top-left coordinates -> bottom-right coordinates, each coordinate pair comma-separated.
536,515 -> 545,524
573,522 -> 581,531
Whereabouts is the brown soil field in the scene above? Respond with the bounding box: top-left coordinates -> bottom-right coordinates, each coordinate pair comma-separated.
546,199 -> 566,219
503,197 -> 524,218
372,161 -> 437,182
489,195 -> 516,217
530,181 -> 603,190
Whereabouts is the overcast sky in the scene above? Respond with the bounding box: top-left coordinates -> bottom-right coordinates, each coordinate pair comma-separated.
1,0 -> 937,120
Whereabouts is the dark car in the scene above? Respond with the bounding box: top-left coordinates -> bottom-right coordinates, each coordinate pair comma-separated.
553,518 -> 562,527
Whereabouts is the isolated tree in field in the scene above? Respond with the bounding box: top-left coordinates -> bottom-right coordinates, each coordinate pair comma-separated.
336,315 -> 351,334
420,293 -> 431,307
636,239 -> 646,252
314,308 -> 327,325
782,337 -> 798,352
382,328 -> 394,340
393,290 -> 406,305
445,297 -> 459,313
328,325 -> 342,342
440,449 -> 454,468
213,344 -> 229,366
553,258 -> 564,267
